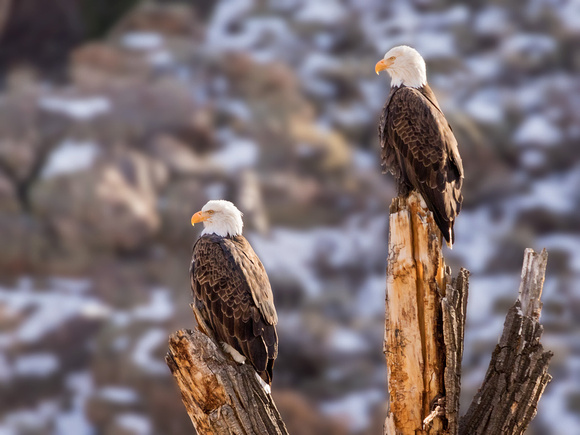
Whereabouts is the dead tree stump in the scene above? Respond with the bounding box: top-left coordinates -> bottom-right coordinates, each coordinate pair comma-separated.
166,305 -> 289,435
459,249 -> 552,435
384,192 -> 552,435
384,192 -> 456,434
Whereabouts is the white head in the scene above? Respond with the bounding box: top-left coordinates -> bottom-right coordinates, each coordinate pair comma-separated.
375,45 -> 427,88
191,200 -> 243,237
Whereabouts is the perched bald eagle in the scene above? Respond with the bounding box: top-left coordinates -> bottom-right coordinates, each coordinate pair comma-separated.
375,46 -> 463,246
190,200 -> 278,388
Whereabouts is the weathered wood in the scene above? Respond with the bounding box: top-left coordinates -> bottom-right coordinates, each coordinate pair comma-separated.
384,192 -> 450,434
166,305 -> 289,435
459,249 -> 552,435
442,268 -> 469,434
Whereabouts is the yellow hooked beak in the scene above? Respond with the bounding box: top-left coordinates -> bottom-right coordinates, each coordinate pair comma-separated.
375,58 -> 394,75
191,210 -> 209,226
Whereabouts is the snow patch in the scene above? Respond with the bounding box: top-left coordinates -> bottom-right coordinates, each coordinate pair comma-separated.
116,413 -> 152,435
294,0 -> 347,25
98,386 -> 139,404
55,372 -> 96,435
501,33 -> 557,61
41,140 -> 100,179
131,328 -> 167,376
211,140 -> 258,171
121,32 -> 164,51
320,389 -> 384,431
355,275 -> 386,317
464,89 -> 504,124
14,353 -> 59,378
0,278 -> 110,346
132,288 -> 174,322
513,168 -> 580,214
39,96 -> 111,120
327,327 -> 369,354
514,115 -> 562,147
474,6 -> 510,37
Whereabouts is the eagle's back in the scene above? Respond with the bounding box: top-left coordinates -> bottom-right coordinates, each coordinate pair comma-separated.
190,234 -> 278,383
379,85 -> 464,245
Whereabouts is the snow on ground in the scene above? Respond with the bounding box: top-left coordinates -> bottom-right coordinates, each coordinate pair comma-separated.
513,167 -> 580,214
520,149 -> 546,170
537,356 -> 580,434
320,389 -> 383,432
13,353 -> 59,378
38,96 -> 111,120
465,275 -> 521,324
299,52 -> 342,97
121,32 -> 164,51
0,401 -> 61,434
250,215 -> 386,298
463,88 -> 505,124
97,386 -> 139,405
294,0 -> 347,25
326,327 -> 370,354
250,228 -> 323,297
131,328 -> 167,376
355,274 -> 386,318
0,278 -> 110,346
474,6 -> 510,37
116,413 -> 152,435
54,372 -> 96,435
501,33 -> 557,62
514,115 -> 562,147
211,137 -> 259,172
537,234 -> 580,273
132,288 -> 173,322
41,140 -> 100,179
452,207 -> 514,274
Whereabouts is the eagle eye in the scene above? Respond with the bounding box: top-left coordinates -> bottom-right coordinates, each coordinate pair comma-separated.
389,56 -> 396,61
207,210 -> 215,215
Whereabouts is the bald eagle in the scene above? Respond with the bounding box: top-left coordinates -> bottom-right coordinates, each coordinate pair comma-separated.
190,200 -> 278,388
375,46 -> 463,246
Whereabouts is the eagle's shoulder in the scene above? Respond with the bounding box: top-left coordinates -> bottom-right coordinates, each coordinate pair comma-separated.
192,234 -> 277,326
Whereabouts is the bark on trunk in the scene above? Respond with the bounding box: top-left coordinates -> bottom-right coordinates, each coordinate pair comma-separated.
384,193 -> 551,435
166,305 -> 289,435
459,249 -> 552,435
442,268 -> 469,435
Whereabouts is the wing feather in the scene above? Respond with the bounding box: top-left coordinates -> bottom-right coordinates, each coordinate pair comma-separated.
379,85 -> 463,244
191,234 -> 278,383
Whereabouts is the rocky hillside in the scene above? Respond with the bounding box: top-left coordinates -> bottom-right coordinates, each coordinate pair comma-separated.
0,1 -> 578,434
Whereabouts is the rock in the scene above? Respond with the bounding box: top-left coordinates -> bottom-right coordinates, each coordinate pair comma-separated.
235,169 -> 270,235
70,43 -> 151,90
31,150 -> 168,255
113,3 -> 201,38
149,134 -> 214,177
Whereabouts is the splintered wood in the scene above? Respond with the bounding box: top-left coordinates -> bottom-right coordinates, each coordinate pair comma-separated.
459,249 -> 552,435
384,192 -> 448,434
166,306 -> 289,435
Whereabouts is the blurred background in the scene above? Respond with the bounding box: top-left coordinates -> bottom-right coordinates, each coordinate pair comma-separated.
0,0 -> 578,433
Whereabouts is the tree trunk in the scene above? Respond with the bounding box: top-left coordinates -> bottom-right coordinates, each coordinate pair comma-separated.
166,305 -> 289,435
384,192 -> 459,434
459,249 -> 552,435
384,193 -> 551,435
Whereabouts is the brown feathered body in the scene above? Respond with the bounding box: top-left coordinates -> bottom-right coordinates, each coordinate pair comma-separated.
379,84 -> 464,245
190,233 -> 278,384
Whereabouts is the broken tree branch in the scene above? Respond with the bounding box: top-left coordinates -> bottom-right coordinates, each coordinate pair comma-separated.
442,268 -> 469,435
459,249 -> 553,435
166,305 -> 289,435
